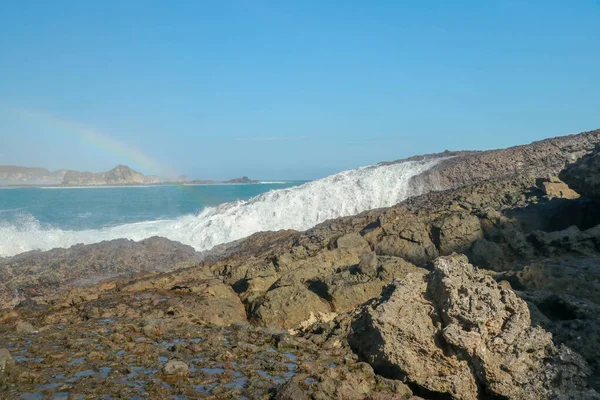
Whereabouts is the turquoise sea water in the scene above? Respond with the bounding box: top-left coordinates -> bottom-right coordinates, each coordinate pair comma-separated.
0,159 -> 442,258
0,183 -> 303,231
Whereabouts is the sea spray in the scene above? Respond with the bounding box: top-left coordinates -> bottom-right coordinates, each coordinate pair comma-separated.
0,158 -> 443,257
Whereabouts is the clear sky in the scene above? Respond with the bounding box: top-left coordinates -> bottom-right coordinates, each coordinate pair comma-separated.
1,1 -> 599,180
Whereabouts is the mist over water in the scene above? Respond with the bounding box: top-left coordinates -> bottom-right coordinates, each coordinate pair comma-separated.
0,159 -> 442,257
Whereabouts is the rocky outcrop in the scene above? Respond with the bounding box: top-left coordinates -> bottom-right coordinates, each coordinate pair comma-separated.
0,165 -> 63,185
0,165 -> 161,186
224,176 -> 259,184
349,255 -> 596,399
0,237 -> 199,308
62,165 -> 160,185
3,129 -> 600,398
414,129 -> 600,192
560,149 -> 600,199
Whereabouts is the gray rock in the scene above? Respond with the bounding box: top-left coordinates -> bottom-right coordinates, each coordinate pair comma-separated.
251,283 -> 332,329
163,359 -> 189,376
356,252 -> 379,277
334,233 -> 371,254
560,149 -> 600,199
432,213 -> 483,255
273,380 -> 309,400
0,348 -> 14,374
15,320 -> 35,334
350,254 -> 596,399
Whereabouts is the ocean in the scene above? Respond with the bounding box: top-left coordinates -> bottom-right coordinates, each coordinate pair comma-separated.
0,158 -> 441,258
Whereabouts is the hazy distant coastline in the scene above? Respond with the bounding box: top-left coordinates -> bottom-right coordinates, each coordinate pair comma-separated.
0,164 -> 261,187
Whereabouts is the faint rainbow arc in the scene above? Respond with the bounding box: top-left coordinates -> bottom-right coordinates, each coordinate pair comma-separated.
15,108 -> 178,178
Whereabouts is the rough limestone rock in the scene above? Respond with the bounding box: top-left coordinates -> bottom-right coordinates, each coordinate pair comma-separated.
0,348 -> 14,374
315,254 -> 427,313
162,359 -> 189,376
538,176 -> 580,199
0,236 -> 199,309
349,272 -> 478,399
560,150 -> 600,199
350,255 -> 595,399
334,232 -> 371,253
432,213 -> 483,255
251,283 -> 332,329
14,320 -> 34,334
273,380 -> 309,400
375,219 -> 438,265
469,238 -> 506,270
510,256 -> 600,388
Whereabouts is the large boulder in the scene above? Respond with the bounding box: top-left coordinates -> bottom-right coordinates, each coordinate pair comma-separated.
0,348 -> 14,375
432,213 -> 483,255
313,254 -> 427,313
538,176 -> 580,199
375,220 -> 438,265
560,150 -> 600,199
251,282 -> 333,329
349,255 -> 595,399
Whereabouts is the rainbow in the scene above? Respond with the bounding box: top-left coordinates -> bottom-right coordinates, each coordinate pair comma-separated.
14,108 -> 178,179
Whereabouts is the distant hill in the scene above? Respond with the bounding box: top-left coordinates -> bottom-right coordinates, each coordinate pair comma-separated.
0,165 -> 160,186
224,176 -> 259,184
62,165 -> 160,185
0,165 -> 258,186
0,165 -> 62,185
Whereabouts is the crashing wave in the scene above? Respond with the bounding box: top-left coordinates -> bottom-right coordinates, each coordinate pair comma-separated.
0,158 -> 442,257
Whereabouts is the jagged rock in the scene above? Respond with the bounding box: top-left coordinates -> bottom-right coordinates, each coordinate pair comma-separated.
314,255 -> 426,313
375,219 -> 439,265
560,150 -> 600,199
469,238 -> 506,270
538,176 -> 580,199
529,225 -> 598,256
350,255 -> 595,399
0,237 -> 199,309
511,256 -> 600,388
14,321 -> 34,334
162,359 -> 189,376
334,233 -> 371,253
356,252 -> 379,277
515,256 -> 600,305
349,272 -> 478,399
251,283 -> 332,329
273,380 -> 309,400
432,213 -> 483,255
0,348 -> 13,374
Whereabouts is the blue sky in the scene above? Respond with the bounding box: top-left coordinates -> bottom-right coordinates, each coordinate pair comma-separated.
1,1 -> 599,180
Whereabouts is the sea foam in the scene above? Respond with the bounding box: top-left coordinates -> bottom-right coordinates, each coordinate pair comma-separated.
0,159 -> 441,257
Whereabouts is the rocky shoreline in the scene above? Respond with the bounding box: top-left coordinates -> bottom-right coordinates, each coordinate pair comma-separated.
2,129 -> 600,399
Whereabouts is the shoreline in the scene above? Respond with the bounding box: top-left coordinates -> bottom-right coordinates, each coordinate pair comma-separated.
0,181 -> 297,189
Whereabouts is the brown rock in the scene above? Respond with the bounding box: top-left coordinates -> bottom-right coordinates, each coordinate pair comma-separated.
350,255 -> 595,399
273,380 -> 309,400
0,348 -> 14,374
432,213 -> 483,255
560,149 -> 600,199
469,239 -> 506,270
15,320 -> 35,334
163,359 -> 189,376
539,176 -> 580,199
251,283 -> 332,329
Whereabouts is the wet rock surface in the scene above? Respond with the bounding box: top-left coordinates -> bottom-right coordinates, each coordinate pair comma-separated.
0,311 -> 409,399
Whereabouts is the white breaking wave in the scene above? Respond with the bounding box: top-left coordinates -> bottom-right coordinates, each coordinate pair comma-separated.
0,159 -> 442,257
